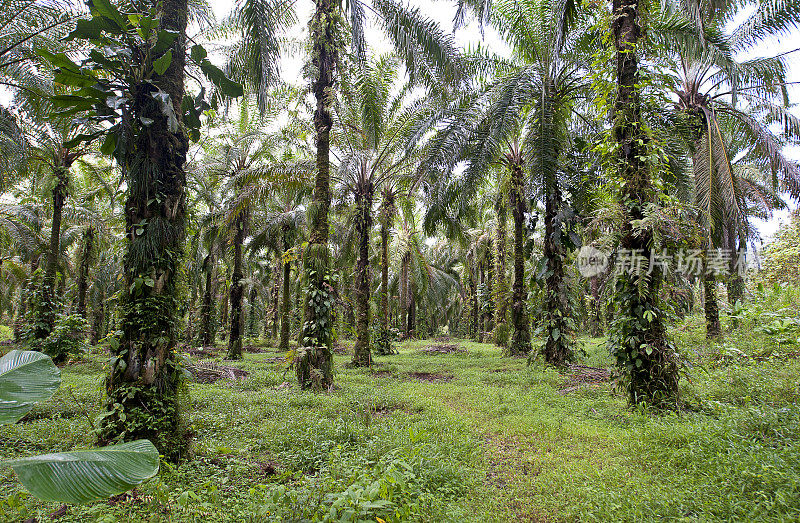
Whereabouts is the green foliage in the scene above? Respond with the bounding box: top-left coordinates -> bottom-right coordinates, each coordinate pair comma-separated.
373,325 -> 399,356
0,350 -> 159,505
1,440 -> 160,504
607,276 -> 681,408
98,367 -> 190,461
0,350 -> 61,425
251,442 -> 464,522
758,210 -> 800,286
29,314 -> 89,363
37,1 -> 241,149
0,324 -> 11,342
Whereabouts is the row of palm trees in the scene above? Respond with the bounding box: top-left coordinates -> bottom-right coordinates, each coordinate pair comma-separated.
0,0 -> 798,456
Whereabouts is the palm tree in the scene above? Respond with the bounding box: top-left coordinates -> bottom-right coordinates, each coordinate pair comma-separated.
608,0 -> 681,406
24,117 -> 95,343
68,163 -> 119,319
334,54 -> 431,365
662,0 -> 800,337
0,0 -> 80,192
230,0 -> 464,389
251,181 -> 309,352
95,0 -> 193,460
420,0 -> 592,363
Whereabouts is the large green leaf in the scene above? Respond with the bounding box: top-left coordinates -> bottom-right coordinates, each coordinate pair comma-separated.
0,440 -> 160,504
0,350 -> 61,426
153,49 -> 173,76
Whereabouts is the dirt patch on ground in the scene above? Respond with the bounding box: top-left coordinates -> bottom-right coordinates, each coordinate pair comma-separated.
559,365 -> 611,394
332,341 -> 351,355
188,362 -> 249,384
420,344 -> 466,355
107,489 -> 149,507
184,346 -> 219,358
406,371 -> 454,383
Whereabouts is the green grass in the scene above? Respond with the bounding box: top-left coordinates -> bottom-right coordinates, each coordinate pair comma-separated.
2,317 -> 800,522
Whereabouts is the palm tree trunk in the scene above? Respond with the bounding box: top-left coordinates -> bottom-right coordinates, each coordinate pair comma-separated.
400,252 -> 409,338
610,0 -> 678,406
220,267 -> 229,342
727,232 -> 745,328
98,0 -> 191,461
486,248 -> 494,335
184,275 -> 197,343
227,212 -> 245,360
508,165 -> 532,356
380,190 -> 394,339
542,173 -> 574,365
200,252 -> 215,347
36,174 -> 67,340
16,256 -> 36,342
279,231 -> 291,351
469,261 -> 478,341
478,260 -> 485,343
91,289 -> 104,345
76,227 -> 94,318
495,202 -> 508,345
297,0 -> 337,389
702,253 -> 721,338
352,187 -> 373,366
590,275 -> 603,337
408,285 -> 416,337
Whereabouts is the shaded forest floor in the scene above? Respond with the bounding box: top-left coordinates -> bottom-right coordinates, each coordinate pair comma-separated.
2,315 -> 800,522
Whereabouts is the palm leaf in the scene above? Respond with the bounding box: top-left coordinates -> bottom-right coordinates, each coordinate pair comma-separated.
1,440 -> 159,504
0,350 -> 61,426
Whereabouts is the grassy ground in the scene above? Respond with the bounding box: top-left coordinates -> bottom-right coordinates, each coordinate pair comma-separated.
2,311 -> 800,522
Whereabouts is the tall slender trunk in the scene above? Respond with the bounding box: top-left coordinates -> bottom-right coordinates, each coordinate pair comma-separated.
247,288 -> 258,337
91,289 -> 104,345
702,253 -> 721,338
508,164 -> 532,356
200,251 -> 215,347
279,231 -> 291,351
36,173 -> 67,340
16,255 -> 39,342
380,218 -> 389,328
495,201 -> 508,345
184,274 -> 197,344
485,247 -> 494,335
380,189 -> 394,338
407,286 -> 416,337
590,275 -> 603,336
478,261 -> 485,343
400,252 -> 409,338
609,0 -> 678,406
297,0 -> 337,389
542,171 -> 574,365
227,212 -> 245,360
352,185 -> 373,366
469,261 -> 478,340
99,0 -> 191,460
220,266 -> 229,342
727,233 -> 745,327
76,227 -> 95,318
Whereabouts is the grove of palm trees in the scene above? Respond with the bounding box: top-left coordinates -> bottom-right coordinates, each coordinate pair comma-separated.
2,0 -> 800,519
